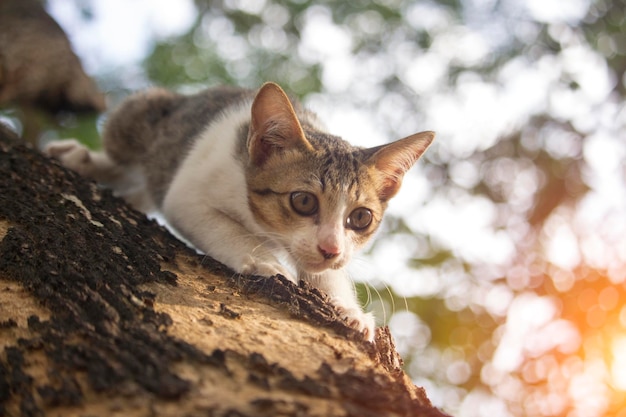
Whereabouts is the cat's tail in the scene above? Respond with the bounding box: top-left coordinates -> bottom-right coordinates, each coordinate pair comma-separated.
102,88 -> 180,165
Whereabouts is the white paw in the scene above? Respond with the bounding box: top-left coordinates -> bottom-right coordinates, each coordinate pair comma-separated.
333,302 -> 375,342
44,139 -> 91,174
241,257 -> 296,284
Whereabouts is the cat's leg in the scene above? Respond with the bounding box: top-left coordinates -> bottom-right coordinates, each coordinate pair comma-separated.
302,269 -> 375,341
44,139 -> 154,212
44,139 -> 109,179
162,195 -> 296,282
196,214 -> 295,281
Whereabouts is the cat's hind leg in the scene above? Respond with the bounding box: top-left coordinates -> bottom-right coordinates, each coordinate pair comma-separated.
44,139 -> 154,212
45,139 -> 118,182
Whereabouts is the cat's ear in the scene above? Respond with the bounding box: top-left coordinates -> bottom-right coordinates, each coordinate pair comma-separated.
248,82 -> 313,166
365,131 -> 435,201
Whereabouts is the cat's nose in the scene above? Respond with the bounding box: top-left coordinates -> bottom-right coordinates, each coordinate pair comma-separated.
318,245 -> 340,260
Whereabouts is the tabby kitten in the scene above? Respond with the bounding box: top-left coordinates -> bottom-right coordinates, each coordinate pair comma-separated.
45,82 -> 434,340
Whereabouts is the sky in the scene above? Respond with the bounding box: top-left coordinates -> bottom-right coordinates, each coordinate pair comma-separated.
48,0 -> 197,71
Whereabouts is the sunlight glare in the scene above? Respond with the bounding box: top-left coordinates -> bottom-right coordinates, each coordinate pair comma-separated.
610,335 -> 626,391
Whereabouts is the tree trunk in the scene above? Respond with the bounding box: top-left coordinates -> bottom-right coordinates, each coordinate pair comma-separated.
0,125 -> 449,417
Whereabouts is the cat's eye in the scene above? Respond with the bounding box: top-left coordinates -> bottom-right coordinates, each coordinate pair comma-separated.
347,208 -> 373,230
290,192 -> 319,216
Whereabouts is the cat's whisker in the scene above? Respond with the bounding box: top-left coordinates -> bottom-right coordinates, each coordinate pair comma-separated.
368,281 -> 388,325
383,284 -> 398,325
402,293 -> 409,316
350,255 -> 409,326
249,242 -> 273,258
361,279 -> 374,307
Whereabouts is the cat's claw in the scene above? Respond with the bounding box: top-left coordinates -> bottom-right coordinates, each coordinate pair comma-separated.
334,303 -> 375,342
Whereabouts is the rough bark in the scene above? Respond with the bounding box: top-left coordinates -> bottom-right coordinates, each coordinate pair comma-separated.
0,124 -> 450,417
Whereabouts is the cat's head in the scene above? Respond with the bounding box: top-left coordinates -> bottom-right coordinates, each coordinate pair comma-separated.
244,82 -> 434,274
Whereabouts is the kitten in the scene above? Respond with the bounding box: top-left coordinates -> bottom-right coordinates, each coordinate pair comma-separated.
45,82 -> 434,341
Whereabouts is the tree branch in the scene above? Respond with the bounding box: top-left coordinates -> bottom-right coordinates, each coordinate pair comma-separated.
0,125 -> 449,417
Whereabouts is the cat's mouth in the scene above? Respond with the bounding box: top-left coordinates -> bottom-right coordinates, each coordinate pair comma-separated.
298,257 -> 344,274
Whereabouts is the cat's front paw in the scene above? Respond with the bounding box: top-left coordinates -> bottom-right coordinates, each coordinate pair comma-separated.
241,257 -> 296,284
44,139 -> 91,174
333,302 -> 375,342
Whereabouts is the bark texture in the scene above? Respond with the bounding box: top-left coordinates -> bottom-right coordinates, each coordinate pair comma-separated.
0,125 -> 450,417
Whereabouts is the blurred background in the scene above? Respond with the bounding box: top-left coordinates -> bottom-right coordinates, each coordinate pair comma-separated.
2,0 -> 625,415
